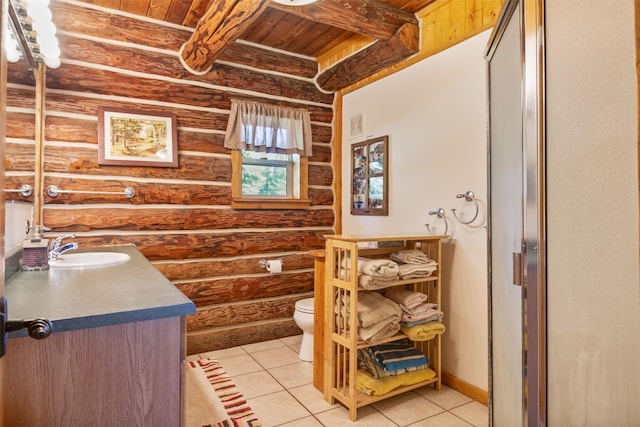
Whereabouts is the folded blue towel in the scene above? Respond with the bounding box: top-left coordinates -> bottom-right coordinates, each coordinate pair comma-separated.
367,339 -> 428,372
358,348 -> 427,378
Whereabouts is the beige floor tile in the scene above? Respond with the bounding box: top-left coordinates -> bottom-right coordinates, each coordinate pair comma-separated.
186,337 -> 488,427
215,354 -> 263,377
242,338 -> 286,354
450,402 -> 489,427
185,354 -> 200,362
415,385 -> 473,410
314,405 -> 398,426
372,391 -> 445,425
268,361 -> 314,389
250,345 -> 302,369
407,412 -> 474,427
248,390 -> 311,427
288,384 -> 342,414
199,346 -> 246,360
280,334 -> 303,348
278,415 -> 324,427
232,370 -> 284,399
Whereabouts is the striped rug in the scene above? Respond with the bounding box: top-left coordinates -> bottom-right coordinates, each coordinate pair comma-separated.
185,358 -> 262,427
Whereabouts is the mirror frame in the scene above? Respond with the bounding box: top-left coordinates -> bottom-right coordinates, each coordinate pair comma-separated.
350,135 -> 388,216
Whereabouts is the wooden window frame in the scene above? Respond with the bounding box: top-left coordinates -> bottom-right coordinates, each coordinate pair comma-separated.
231,150 -> 310,209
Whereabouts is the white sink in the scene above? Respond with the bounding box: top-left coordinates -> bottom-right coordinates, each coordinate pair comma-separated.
49,252 -> 131,269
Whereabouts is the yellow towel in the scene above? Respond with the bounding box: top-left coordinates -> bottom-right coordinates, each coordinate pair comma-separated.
400,321 -> 446,341
356,368 -> 436,396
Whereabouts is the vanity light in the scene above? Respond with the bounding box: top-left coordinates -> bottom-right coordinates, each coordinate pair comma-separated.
4,27 -> 22,63
5,0 -> 61,68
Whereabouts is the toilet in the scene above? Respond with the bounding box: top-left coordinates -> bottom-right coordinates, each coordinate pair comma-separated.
293,297 -> 314,361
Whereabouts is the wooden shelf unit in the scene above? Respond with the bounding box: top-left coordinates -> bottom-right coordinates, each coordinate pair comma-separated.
323,233 -> 446,421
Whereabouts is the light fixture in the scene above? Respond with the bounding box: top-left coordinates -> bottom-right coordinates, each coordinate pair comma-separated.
5,0 -> 60,68
4,27 -> 22,63
271,0 -> 318,6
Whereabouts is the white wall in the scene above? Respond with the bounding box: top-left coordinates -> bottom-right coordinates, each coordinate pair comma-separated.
342,31 -> 491,390
5,202 -> 33,255
546,0 -> 640,424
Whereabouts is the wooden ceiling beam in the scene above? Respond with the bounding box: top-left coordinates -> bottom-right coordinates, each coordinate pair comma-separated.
316,22 -> 419,92
269,0 -> 418,41
179,0 -> 420,87
180,0 -> 270,73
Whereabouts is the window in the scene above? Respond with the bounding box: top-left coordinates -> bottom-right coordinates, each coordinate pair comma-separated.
241,150 -> 295,197
225,100 -> 312,209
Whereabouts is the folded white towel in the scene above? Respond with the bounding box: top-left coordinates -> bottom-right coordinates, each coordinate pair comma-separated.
339,270 -> 397,290
401,302 -> 443,323
385,289 -> 428,310
390,250 -> 433,264
335,292 -> 402,342
360,319 -> 401,342
358,274 -> 398,290
398,263 -> 437,279
341,257 -> 399,278
357,292 -> 402,328
336,292 -> 401,328
403,310 -> 444,323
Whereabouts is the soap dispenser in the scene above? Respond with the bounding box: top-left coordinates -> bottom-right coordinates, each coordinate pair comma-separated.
22,224 -> 51,271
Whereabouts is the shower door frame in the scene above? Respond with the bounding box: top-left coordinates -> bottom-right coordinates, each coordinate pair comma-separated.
485,0 -> 547,425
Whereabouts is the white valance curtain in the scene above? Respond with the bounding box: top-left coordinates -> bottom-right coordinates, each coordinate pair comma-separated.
224,99 -> 313,157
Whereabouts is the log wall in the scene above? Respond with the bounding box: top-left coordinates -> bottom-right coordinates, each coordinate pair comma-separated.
4,0 -> 335,354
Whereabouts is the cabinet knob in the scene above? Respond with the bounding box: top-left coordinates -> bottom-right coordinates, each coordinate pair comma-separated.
0,296 -> 53,358
27,319 -> 53,339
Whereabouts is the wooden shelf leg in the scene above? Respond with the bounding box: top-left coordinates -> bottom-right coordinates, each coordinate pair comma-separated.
349,405 -> 358,421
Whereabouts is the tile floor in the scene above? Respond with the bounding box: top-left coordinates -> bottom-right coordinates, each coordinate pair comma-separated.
187,335 -> 488,427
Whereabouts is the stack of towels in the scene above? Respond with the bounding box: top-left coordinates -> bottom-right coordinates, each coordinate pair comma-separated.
341,257 -> 400,290
385,288 -> 446,341
390,249 -> 438,279
358,339 -> 428,377
336,291 -> 402,342
356,339 -> 436,396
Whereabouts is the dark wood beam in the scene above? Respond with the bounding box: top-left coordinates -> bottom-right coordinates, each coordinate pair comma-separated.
269,0 -> 418,41
316,22 -> 419,92
180,0 -> 270,73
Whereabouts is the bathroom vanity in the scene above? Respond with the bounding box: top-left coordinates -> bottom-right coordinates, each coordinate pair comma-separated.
3,245 -> 195,426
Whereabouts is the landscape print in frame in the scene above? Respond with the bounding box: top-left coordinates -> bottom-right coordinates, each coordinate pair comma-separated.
98,107 -> 178,167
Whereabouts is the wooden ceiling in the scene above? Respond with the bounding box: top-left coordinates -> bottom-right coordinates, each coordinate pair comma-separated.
75,0 -> 437,91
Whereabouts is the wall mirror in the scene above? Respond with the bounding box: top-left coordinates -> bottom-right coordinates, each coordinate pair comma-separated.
4,0 -> 37,205
3,0 -> 60,223
351,135 -> 388,216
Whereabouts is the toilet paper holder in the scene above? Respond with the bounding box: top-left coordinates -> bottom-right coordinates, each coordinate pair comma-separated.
259,258 -> 283,269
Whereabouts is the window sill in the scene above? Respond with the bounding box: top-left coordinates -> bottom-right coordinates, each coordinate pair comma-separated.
231,198 -> 311,210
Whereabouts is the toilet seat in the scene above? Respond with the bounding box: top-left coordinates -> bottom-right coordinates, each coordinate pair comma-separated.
295,297 -> 314,314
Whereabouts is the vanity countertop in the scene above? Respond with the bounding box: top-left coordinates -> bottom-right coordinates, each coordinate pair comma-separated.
5,244 -> 195,338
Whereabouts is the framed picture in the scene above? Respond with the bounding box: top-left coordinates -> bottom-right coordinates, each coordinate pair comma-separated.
98,107 -> 178,167
351,135 -> 388,216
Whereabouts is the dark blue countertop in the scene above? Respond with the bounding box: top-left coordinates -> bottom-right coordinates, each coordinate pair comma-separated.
5,244 -> 195,338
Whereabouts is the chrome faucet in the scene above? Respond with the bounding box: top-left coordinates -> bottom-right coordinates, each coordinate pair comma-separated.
49,234 -> 78,260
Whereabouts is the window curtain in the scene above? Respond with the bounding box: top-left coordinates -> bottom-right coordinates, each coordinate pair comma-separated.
224,99 -> 313,157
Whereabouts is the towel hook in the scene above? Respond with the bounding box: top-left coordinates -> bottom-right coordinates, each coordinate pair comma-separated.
425,208 -> 449,236
451,190 -> 480,225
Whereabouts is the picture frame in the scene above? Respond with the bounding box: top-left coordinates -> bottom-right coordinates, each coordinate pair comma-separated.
98,107 -> 178,167
351,135 -> 388,216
